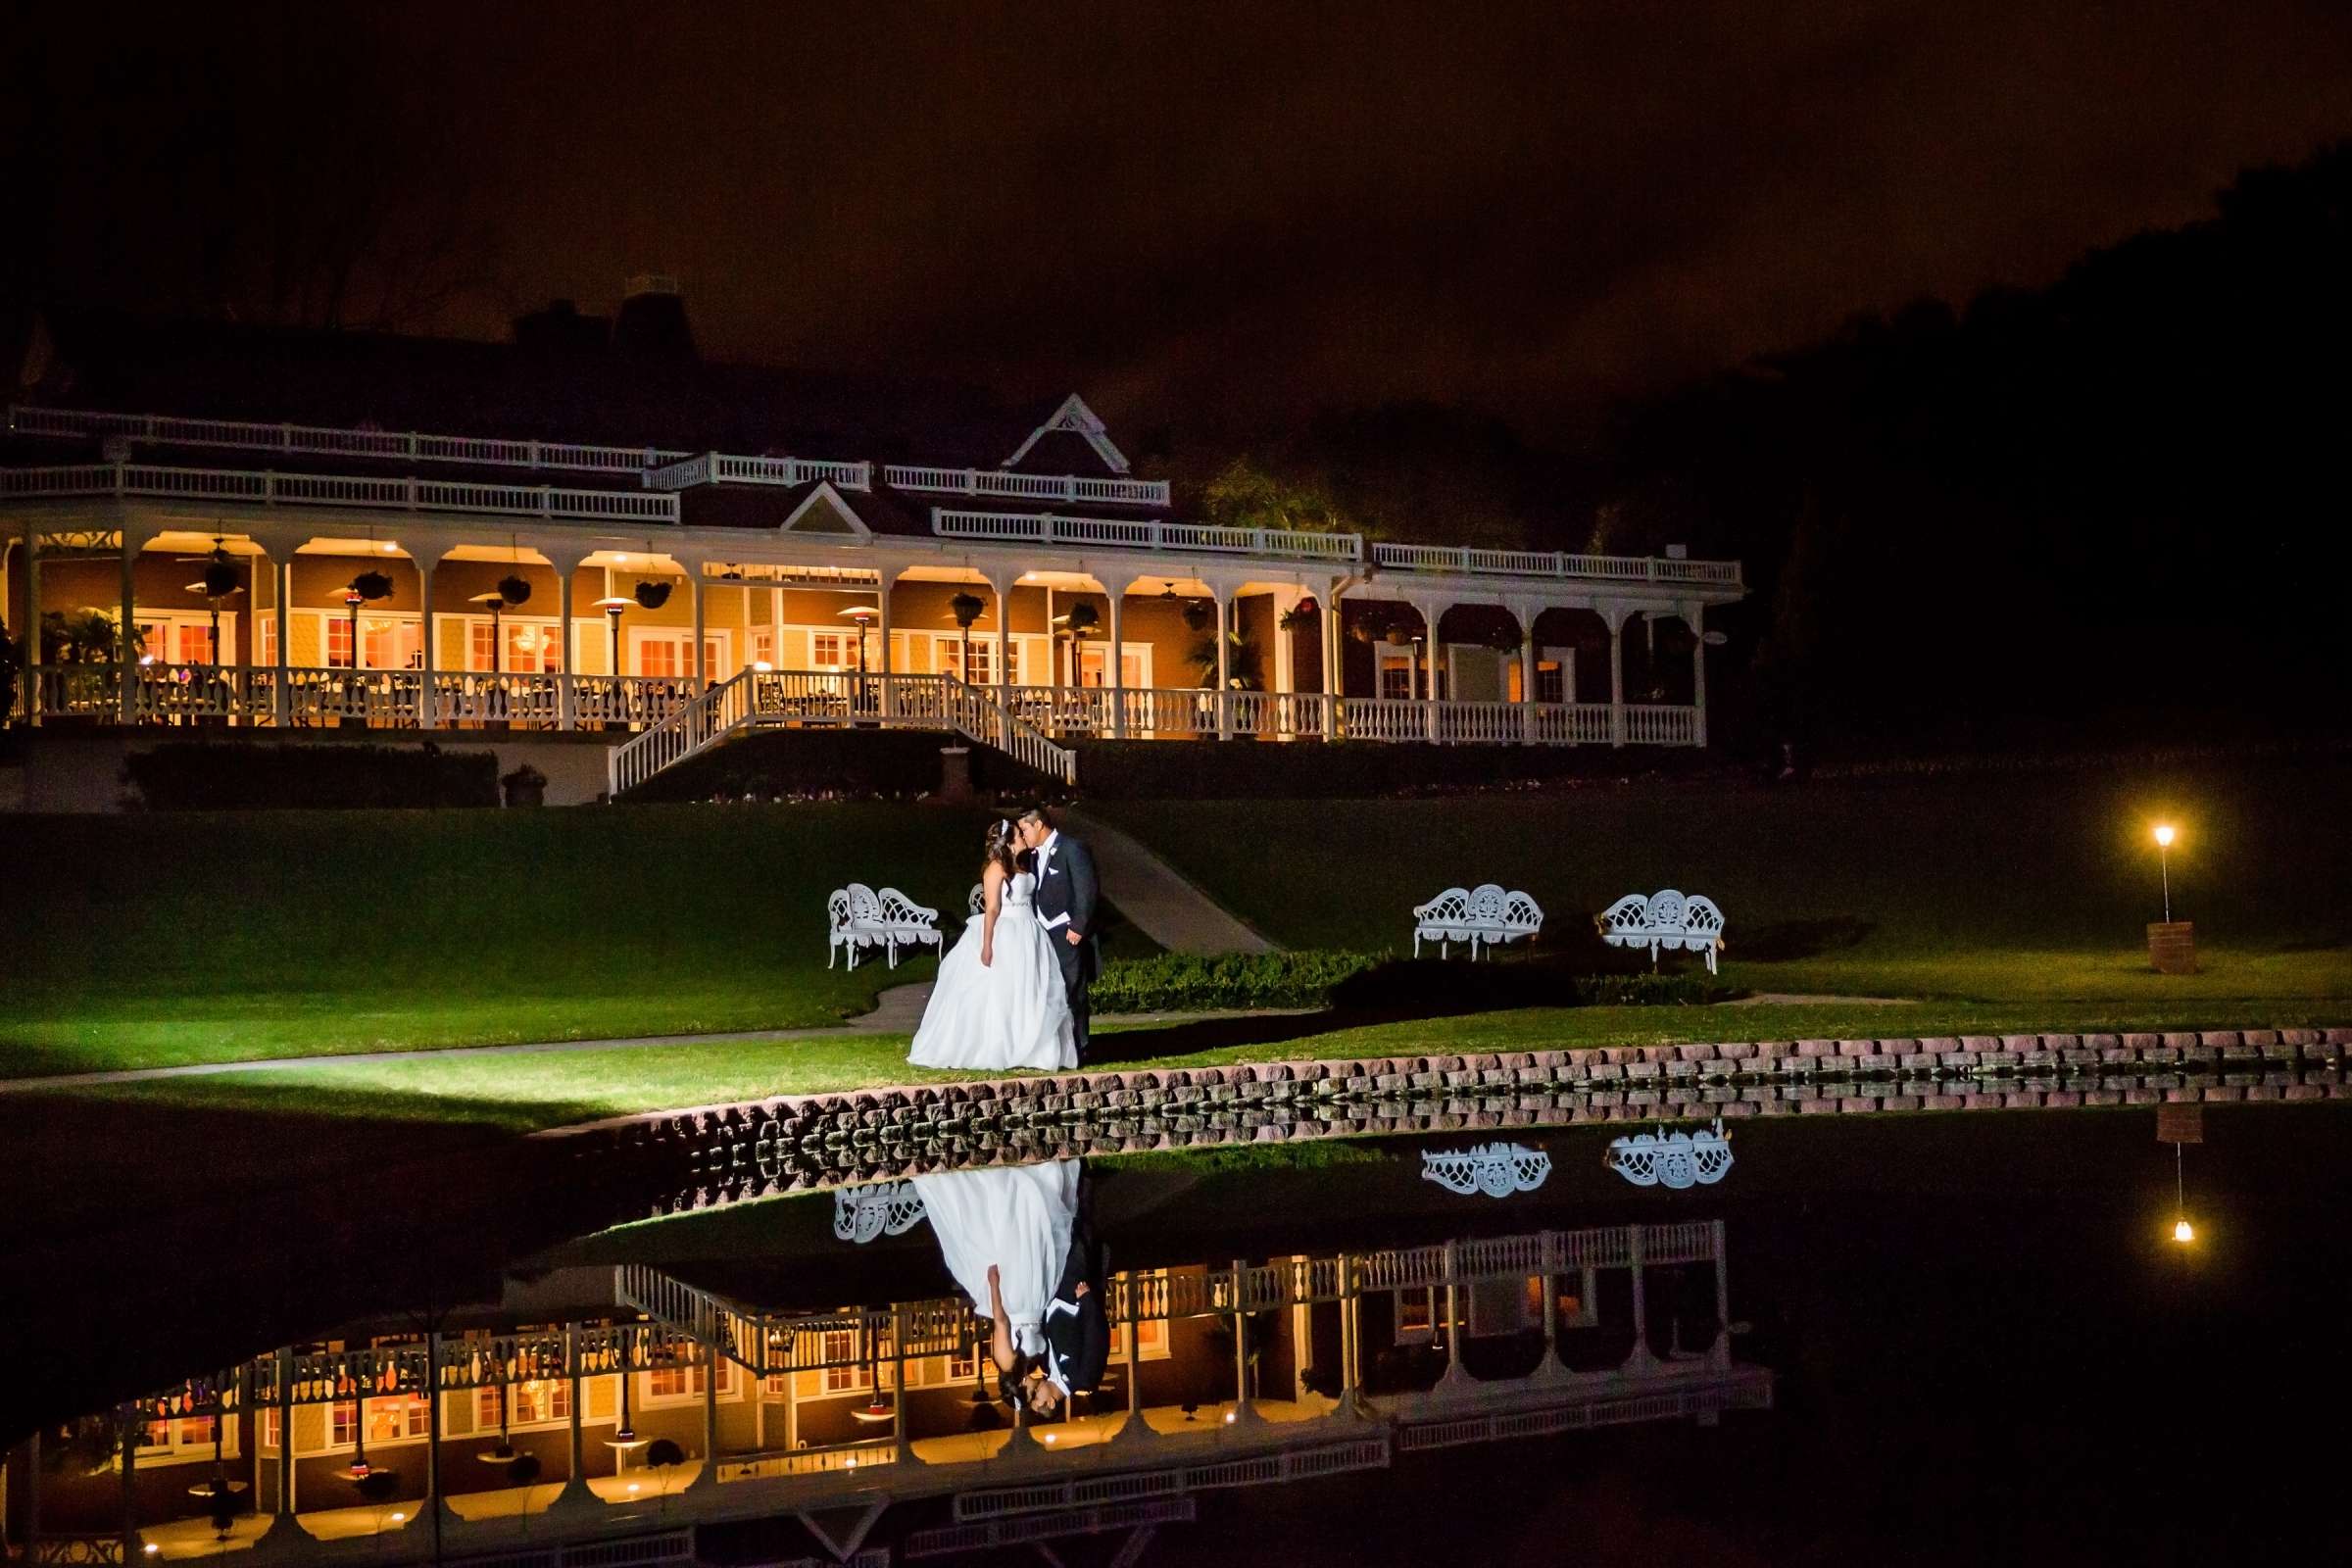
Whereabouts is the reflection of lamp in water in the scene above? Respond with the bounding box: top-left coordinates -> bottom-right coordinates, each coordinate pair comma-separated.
2159,1100 -> 2201,1245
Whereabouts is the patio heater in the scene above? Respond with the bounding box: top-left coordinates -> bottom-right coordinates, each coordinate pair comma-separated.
592,596 -> 633,675
838,605 -> 879,672
468,592 -> 510,673
850,1324 -> 894,1426
343,589 -> 366,669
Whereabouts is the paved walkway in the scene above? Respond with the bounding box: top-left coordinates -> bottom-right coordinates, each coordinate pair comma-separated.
1060,806 -> 1276,956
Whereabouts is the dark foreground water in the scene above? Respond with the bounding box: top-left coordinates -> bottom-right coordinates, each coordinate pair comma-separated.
8,1102 -> 2348,1565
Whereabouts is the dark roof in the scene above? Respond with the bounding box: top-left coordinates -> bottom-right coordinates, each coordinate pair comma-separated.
26,311 -> 1102,471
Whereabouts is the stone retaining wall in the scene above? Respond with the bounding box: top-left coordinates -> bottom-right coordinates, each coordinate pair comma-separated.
564,1027 -> 2352,1218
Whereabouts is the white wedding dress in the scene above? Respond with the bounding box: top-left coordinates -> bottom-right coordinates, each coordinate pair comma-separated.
910,1160 -> 1080,1356
906,870 -> 1076,1072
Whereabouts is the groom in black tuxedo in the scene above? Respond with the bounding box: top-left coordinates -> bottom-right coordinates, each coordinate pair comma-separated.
1016,807 -> 1099,1062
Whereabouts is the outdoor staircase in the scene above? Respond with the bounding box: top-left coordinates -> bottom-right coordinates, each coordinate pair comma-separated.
606,669 -> 1077,798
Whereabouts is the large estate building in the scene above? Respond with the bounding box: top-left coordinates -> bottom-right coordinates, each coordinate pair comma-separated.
1,288 -> 1744,790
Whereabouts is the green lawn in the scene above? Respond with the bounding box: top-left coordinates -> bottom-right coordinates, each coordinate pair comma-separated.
0,804 -> 1014,1075
1087,760 -> 2352,1003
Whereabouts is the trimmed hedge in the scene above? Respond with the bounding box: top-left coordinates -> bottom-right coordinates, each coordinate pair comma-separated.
624,727 -> 1059,805
1094,948 -> 1733,1014
1071,737 -> 1710,799
1096,951 -> 1381,1012
123,742 -> 499,809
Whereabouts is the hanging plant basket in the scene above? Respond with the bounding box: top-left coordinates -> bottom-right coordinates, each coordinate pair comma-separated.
496,574 -> 533,607
350,570 -> 395,603
633,580 -> 673,611
1278,600 -> 1318,631
1484,624 -> 1524,655
1063,602 -> 1101,636
1181,600 -> 1213,633
201,561 -> 241,599
1384,625 -> 1414,648
949,591 -> 986,628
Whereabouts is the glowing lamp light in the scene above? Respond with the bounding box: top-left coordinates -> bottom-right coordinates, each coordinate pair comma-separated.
751,660 -> 774,672
142,1545 -> 160,1557
2173,1218 -> 2195,1245
389,1513 -> 405,1524
1043,1433 -> 1055,1445
2154,824 -> 2176,848
625,1483 -> 640,1494
1223,1410 -> 1236,1424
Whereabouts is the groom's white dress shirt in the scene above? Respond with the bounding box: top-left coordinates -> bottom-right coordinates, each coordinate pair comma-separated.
1035,831 -> 1070,929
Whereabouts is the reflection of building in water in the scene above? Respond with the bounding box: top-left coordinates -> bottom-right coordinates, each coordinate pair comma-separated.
6,1207 -> 1767,1566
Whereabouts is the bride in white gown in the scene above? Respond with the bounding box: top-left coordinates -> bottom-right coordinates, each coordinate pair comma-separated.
908,1159 -> 1080,1363
906,818 -> 1077,1073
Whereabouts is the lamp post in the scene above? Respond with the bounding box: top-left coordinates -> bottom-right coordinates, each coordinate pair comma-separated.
2146,822 -> 2195,974
2154,823 -> 2176,923
468,593 -> 510,673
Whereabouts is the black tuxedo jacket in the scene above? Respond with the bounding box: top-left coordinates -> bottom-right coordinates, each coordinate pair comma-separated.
1027,833 -> 1100,985
1042,1215 -> 1109,1393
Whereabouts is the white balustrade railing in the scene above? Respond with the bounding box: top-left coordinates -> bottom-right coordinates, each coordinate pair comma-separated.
1529,703 -> 1617,745
933,509 -> 1364,564
9,404 -> 683,475
1623,703 -> 1697,746
1336,696 -> 1426,742
28,666 -> 1695,750
0,462 -> 680,522
1370,540 -> 1742,586
883,465 -> 1171,507
645,451 -> 875,492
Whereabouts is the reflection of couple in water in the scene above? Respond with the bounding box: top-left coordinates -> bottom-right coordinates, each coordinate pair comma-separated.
910,1159 -> 1106,1419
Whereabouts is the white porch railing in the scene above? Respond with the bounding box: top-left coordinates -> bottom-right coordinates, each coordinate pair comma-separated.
7,404 -> 685,475
644,451 -> 875,492
0,462 -> 680,522
27,667 -> 1698,755
933,508 -> 1363,564
883,465 -> 1170,507
1371,540 -> 1742,586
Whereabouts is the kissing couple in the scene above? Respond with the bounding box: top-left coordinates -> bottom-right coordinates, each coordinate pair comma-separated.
907,806 -> 1098,1073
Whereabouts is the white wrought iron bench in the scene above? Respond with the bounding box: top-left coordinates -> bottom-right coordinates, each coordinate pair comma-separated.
1595,889 -> 1726,974
827,883 -> 944,969
1412,883 -> 1544,959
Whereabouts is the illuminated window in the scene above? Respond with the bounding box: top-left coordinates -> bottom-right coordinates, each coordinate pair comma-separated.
466,619 -> 559,674
1378,654 -> 1415,700
810,632 -> 850,670
326,614 -> 418,670
477,1380 -> 569,1429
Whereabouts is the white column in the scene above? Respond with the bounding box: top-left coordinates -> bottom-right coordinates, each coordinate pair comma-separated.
271,555 -> 293,728
1321,581 -> 1342,740
21,523 -> 40,726
688,567 -> 707,689
1212,587 -> 1233,739
1508,599 -> 1540,746
1414,598 -> 1444,743
553,554 -> 581,731
117,528 -> 139,723
1271,587 -> 1297,717
1105,578 -> 1127,739
416,552 -> 441,729
1687,602 -> 1708,748
1604,606 -> 1627,748
990,569 -> 1016,747
876,565 -> 895,718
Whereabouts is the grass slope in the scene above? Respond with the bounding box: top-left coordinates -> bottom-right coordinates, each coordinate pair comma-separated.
0,804 -> 1005,1074
1087,760 -> 2352,1003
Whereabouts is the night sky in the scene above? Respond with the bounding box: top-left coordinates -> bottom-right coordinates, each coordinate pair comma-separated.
14,1 -> 2352,438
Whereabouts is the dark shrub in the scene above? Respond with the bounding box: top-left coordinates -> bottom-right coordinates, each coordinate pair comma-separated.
1095,951 -> 1380,1012
125,742 -> 498,809
1072,738 -> 1709,799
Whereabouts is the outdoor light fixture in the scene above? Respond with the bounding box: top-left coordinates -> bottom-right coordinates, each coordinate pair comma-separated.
2173,1218 -> 2195,1245
2153,824 -> 2178,920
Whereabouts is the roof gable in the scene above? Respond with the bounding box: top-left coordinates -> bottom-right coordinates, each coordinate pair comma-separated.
777,482 -> 871,536
1003,393 -> 1129,475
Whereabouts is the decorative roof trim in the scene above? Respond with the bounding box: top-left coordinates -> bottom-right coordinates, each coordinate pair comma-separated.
777,481 -> 872,538
1003,393 -> 1130,476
